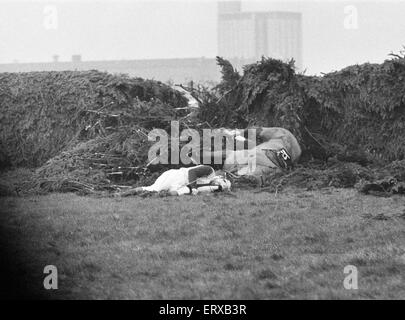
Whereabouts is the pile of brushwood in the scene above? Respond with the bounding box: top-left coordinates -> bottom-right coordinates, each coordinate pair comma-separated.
0,70 -> 195,194
1,49 -> 405,196
196,53 -> 405,196
207,54 -> 405,162
0,70 -> 187,168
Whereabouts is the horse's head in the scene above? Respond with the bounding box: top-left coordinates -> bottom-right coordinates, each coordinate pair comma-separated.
210,175 -> 231,191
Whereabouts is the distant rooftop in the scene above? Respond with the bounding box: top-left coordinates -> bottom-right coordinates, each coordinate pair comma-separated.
0,57 -> 253,85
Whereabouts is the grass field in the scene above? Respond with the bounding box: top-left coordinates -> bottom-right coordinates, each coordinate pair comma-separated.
0,188 -> 404,299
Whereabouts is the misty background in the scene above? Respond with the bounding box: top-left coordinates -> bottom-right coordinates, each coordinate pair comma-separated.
0,0 -> 404,76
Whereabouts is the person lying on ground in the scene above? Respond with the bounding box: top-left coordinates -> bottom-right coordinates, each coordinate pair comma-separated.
118,165 -> 231,197
203,127 -> 302,177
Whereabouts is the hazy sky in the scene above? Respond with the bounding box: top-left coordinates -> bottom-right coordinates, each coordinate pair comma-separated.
0,0 -> 404,74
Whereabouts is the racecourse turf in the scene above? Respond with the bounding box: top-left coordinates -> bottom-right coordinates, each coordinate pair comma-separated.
0,188 -> 404,299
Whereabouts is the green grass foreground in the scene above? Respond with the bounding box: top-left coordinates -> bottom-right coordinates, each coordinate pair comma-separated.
0,188 -> 404,299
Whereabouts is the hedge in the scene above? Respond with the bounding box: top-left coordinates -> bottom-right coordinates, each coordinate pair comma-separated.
0,70 -> 187,168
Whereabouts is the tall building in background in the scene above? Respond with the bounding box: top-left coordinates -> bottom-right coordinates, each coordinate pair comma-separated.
218,1 -> 302,70
218,0 -> 241,14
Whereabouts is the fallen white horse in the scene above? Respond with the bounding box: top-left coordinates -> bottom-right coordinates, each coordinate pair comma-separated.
120,165 -> 231,196
120,127 -> 300,196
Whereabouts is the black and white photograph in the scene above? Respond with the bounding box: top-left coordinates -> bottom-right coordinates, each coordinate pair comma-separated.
0,0 -> 404,304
